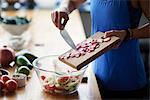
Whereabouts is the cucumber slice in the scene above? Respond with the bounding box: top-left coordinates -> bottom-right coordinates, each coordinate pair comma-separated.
54,89 -> 64,93
16,55 -> 33,70
67,81 -> 79,87
68,86 -> 76,92
17,66 -> 30,76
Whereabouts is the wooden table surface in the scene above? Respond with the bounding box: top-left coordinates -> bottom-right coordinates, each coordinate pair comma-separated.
0,9 -> 101,100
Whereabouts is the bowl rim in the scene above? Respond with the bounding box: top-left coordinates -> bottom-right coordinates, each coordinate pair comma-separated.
32,55 -> 88,74
1,22 -> 31,26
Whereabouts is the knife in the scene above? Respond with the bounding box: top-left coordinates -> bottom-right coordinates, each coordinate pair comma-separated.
60,29 -> 76,49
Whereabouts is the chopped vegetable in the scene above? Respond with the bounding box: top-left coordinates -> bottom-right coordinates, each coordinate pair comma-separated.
59,37 -> 111,60
42,74 -> 80,94
17,66 -> 30,76
41,75 -> 46,81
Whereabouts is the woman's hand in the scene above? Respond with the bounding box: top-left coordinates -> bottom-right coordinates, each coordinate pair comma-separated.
104,30 -> 127,48
51,10 -> 69,30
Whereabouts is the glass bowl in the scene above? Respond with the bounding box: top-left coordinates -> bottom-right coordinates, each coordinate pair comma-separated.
1,16 -> 31,50
1,23 -> 30,36
32,55 -> 87,94
1,16 -> 31,36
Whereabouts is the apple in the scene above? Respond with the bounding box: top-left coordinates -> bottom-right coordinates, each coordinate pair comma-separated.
0,45 -> 15,67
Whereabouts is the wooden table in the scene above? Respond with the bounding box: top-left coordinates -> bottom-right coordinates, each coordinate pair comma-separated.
0,9 -> 101,100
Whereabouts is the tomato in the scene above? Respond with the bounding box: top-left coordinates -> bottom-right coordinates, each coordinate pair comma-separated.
55,85 -> 65,91
57,76 -> 70,84
0,80 -> 4,90
1,75 -> 11,83
41,75 -> 46,81
5,79 -> 18,92
44,84 -> 55,91
48,84 -> 55,90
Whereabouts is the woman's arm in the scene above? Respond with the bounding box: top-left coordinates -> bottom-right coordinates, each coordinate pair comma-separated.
132,23 -> 150,39
104,0 -> 150,43
60,0 -> 86,14
131,0 -> 150,39
51,0 -> 86,30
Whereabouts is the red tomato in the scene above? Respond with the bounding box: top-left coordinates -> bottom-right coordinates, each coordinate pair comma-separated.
41,75 -> 46,81
57,76 -> 69,84
5,79 -> 18,92
44,84 -> 55,91
0,80 -> 4,90
1,75 -> 11,83
55,86 -> 65,91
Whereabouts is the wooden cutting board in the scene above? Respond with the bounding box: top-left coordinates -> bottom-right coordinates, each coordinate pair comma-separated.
59,32 -> 120,70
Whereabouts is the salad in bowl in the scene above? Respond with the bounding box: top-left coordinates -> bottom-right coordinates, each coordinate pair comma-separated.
32,55 -> 87,94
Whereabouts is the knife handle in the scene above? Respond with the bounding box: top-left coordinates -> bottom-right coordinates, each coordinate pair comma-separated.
61,17 -> 68,27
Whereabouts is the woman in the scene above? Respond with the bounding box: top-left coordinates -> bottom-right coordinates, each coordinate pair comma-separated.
51,0 -> 150,99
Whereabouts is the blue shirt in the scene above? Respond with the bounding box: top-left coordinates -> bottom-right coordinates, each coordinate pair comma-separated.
90,0 -> 147,91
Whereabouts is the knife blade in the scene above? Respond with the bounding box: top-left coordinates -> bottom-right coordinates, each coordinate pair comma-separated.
60,29 -> 76,49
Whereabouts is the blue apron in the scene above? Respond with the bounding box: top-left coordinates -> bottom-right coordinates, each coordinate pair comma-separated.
90,0 -> 147,91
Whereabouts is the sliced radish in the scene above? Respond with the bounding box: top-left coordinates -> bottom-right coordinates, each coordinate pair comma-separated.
65,53 -> 71,59
59,38 -> 102,59
75,53 -> 81,58
78,48 -> 86,52
44,84 -> 55,91
79,51 -> 86,56
88,48 -> 94,53
95,44 -> 100,48
91,43 -> 97,49
57,76 -> 70,85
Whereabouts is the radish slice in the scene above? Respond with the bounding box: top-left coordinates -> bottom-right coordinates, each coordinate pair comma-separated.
91,43 -> 97,49
95,44 -> 100,48
76,44 -> 81,50
59,38 -> 102,59
63,53 -> 71,59
79,51 -> 86,56
75,53 -> 81,58
78,48 -> 86,52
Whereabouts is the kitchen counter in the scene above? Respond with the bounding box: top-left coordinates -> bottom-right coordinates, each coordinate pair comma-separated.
0,9 -> 101,100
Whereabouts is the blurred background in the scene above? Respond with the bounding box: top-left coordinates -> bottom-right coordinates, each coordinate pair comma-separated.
0,0 -> 149,80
